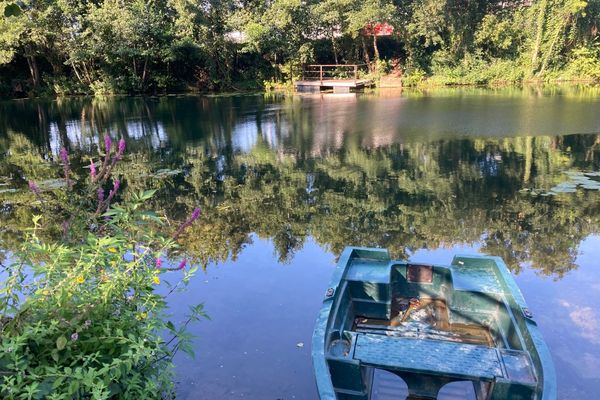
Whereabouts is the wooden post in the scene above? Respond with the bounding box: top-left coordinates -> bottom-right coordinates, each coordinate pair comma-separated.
354,65 -> 357,85
320,65 -> 323,85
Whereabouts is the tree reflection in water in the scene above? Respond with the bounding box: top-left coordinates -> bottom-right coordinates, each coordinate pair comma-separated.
0,93 -> 599,278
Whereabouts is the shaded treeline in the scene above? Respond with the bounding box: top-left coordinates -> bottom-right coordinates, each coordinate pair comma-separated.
1,0 -> 600,97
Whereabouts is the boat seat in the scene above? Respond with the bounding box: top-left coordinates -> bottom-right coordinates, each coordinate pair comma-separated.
353,333 -> 504,381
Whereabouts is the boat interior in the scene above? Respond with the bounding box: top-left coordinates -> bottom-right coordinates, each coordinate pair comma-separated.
324,257 -> 539,400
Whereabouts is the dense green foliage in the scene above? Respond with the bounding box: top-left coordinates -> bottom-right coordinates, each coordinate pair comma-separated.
0,141 -> 206,398
1,0 -> 599,96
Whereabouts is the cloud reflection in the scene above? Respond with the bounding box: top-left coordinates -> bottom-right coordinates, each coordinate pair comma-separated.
560,300 -> 600,345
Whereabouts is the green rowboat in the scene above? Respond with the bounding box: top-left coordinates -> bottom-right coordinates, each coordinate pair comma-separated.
312,247 -> 556,400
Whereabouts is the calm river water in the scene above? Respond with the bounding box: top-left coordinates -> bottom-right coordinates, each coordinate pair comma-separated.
1,86 -> 599,399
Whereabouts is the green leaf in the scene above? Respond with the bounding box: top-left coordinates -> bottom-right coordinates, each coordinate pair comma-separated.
140,189 -> 157,200
179,342 -> 196,358
35,379 -> 54,399
56,336 -> 67,350
52,376 -> 65,389
4,3 -> 22,17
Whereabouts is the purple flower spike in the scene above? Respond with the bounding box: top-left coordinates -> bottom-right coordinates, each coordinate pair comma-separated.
112,179 -> 120,194
98,188 -> 105,203
104,135 -> 112,153
104,179 -> 120,205
176,259 -> 187,270
172,206 -> 202,239
155,258 -> 162,269
191,207 -> 201,221
59,147 -> 72,188
28,180 -> 40,196
90,160 -> 97,181
115,138 -> 126,161
59,148 -> 69,166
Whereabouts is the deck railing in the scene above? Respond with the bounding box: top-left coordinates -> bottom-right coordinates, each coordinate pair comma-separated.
301,64 -> 370,84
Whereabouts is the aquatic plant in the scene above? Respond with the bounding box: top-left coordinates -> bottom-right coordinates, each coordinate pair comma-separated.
0,140 -> 206,399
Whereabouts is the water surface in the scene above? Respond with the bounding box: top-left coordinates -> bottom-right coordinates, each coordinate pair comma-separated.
1,86 -> 599,399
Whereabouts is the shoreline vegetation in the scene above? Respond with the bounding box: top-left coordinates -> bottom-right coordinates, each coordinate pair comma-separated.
1,0 -> 600,98
0,139 -> 207,398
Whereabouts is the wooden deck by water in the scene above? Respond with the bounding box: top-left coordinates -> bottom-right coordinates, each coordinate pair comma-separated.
294,64 -> 374,93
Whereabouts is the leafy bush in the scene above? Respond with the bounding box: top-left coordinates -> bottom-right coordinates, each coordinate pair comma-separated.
427,51 -> 525,86
44,76 -> 89,97
90,80 -> 118,96
401,67 -> 426,87
0,139 -> 205,399
560,45 -> 600,81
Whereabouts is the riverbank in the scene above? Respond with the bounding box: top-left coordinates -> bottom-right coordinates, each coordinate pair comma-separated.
2,73 -> 599,101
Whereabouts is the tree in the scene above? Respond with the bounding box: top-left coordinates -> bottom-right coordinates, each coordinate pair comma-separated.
345,0 -> 397,63
311,0 -> 351,64
0,0 -> 66,87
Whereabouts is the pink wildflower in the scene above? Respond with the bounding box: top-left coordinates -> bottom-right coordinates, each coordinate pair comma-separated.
155,258 -> 162,269
104,135 -> 112,154
173,207 -> 202,239
191,207 -> 201,221
59,147 -> 69,166
28,180 -> 40,196
90,159 -> 97,181
102,179 -> 120,209
176,259 -> 187,270
109,179 -> 120,197
115,138 -> 126,161
59,148 -> 72,187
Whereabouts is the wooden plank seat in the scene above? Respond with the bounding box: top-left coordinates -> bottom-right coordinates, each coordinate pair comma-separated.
354,322 -> 492,346
353,333 -> 504,381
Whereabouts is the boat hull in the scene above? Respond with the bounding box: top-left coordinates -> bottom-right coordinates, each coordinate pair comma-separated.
312,247 -> 556,400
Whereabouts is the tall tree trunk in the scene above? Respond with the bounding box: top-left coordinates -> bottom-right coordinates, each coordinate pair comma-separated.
82,62 -> 93,84
71,63 -> 84,84
331,34 -> 339,64
26,55 -> 40,88
142,57 -> 149,87
372,34 -> 380,64
531,0 -> 548,76
361,35 -> 371,68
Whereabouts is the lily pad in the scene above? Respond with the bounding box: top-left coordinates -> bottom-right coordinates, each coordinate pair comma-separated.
549,187 -> 577,193
549,181 -> 577,193
37,178 -> 69,190
565,170 -> 585,177
581,181 -> 600,190
149,169 -> 182,179
540,170 -> 600,194
571,176 -> 591,184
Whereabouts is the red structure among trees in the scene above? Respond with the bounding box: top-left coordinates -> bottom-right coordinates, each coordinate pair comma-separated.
364,23 -> 394,36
